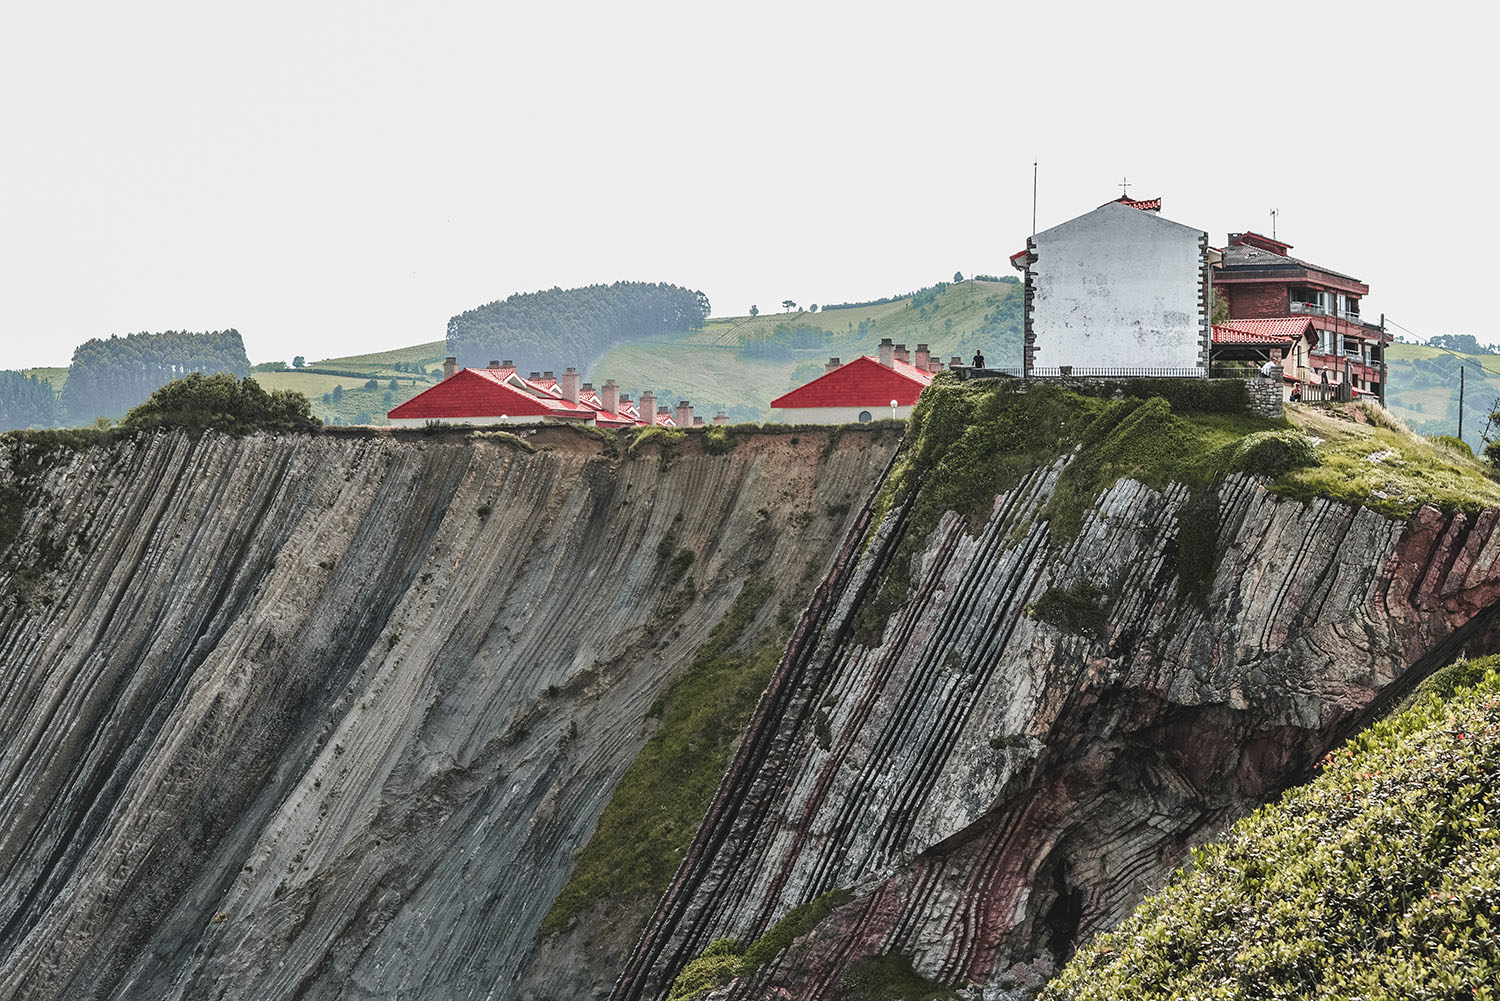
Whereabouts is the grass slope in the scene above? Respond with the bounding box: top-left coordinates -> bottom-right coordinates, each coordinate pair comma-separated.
592,279 -> 1024,421
1043,657 -> 1500,1001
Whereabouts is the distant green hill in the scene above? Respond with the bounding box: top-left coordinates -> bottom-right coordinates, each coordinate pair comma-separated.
1383,342 -> 1500,453
592,278 -> 1023,421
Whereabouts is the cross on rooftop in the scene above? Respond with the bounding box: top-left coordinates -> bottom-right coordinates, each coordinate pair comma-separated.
1119,176 -> 1131,196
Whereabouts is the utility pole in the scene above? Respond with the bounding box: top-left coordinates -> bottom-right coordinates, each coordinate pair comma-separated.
1459,365 -> 1466,441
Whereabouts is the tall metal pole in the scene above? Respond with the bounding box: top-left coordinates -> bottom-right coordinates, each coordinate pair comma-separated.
1460,365 -> 1465,441
1032,161 -> 1038,236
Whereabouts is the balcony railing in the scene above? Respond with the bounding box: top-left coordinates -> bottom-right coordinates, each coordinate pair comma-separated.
1290,300 -> 1330,316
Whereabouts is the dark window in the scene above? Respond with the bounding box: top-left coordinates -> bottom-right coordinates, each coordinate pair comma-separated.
858,410 -> 872,423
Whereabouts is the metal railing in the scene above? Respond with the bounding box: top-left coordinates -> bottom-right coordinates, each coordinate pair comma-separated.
1290,301 -> 1330,316
1027,366 -> 1206,378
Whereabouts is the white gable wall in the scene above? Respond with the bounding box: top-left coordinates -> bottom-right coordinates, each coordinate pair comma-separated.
1028,202 -> 1207,376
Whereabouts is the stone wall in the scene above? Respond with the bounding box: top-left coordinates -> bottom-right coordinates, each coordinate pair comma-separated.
1244,367 -> 1284,417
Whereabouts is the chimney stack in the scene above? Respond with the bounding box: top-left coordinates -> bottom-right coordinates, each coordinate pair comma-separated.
529,371 -> 541,381
543,370 -> 555,382
561,367 -> 580,403
693,416 -> 705,427
675,400 -> 693,426
488,359 -> 500,369
501,359 -> 513,368
878,338 -> 895,367
443,356 -> 457,380
914,343 -> 930,371
893,343 -> 909,365
602,379 -> 620,414
657,405 -> 672,424
639,391 -> 656,423
826,357 -> 841,374
950,355 -> 963,369
581,382 -> 594,400
713,410 -> 730,424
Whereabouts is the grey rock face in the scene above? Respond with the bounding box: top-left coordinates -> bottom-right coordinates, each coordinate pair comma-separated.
612,464 -> 1500,1001
0,427 -> 899,1001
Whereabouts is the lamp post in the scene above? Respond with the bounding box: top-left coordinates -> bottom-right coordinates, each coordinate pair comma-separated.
890,399 -> 898,421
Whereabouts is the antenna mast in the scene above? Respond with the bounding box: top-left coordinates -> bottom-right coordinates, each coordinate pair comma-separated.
1032,161 -> 1038,236
1270,208 -> 1278,240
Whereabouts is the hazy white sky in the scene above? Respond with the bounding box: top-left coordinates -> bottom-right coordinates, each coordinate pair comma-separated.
1,1 -> 1491,369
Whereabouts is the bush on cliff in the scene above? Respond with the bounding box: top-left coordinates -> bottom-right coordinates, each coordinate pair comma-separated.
1042,657 -> 1500,1001
121,373 -> 320,434
1224,429 -> 1318,478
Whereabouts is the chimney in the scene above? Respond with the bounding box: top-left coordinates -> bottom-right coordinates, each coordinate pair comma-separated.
950,355 -> 963,369
825,356 -> 841,373
561,367 -> 580,403
639,391 -> 656,422
529,371 -> 541,381
501,359 -> 513,368
581,382 -> 594,398
488,359 -> 500,369
542,370 -> 555,382
693,416 -> 705,427
914,343 -> 930,370
930,358 -> 942,374
443,356 -> 457,380
675,400 -> 693,426
602,379 -> 620,414
893,343 -> 909,365
657,405 -> 672,424
713,410 -> 730,425
619,394 -> 632,412
878,338 -> 894,367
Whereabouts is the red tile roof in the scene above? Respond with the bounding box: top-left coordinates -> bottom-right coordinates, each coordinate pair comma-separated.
1115,195 -> 1162,212
1212,318 -> 1317,344
770,356 -> 933,409
388,368 -> 595,421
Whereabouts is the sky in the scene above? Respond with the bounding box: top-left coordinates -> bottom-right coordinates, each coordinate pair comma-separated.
1,1 -> 1493,370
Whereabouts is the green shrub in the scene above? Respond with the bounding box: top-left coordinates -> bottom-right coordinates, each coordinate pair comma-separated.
1044,657 -> 1500,1001
1432,434 -> 1473,457
121,373 -> 319,434
629,425 -> 687,455
1224,429 -> 1318,477
703,424 -> 736,455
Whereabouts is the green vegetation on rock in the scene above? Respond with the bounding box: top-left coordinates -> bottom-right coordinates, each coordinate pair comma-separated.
541,579 -> 780,936
1030,583 -> 1108,637
1043,657 -> 1500,1001
666,888 -> 853,1001
840,953 -> 959,1001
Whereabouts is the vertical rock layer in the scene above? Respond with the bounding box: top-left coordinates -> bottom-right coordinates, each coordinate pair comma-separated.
614,463 -> 1500,1000
0,426 -> 899,1001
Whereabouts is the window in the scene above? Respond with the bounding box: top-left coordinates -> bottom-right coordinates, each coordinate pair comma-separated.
857,410 -> 872,423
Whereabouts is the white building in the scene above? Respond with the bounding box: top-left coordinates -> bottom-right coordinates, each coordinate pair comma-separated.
1012,197 -> 1214,378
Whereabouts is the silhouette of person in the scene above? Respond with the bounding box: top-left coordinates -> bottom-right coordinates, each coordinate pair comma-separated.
971,350 -> 985,369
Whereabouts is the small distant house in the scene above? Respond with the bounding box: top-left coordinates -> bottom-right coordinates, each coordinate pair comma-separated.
1011,197 -> 1214,378
387,358 -> 679,427
1213,231 -> 1390,400
770,339 -> 936,424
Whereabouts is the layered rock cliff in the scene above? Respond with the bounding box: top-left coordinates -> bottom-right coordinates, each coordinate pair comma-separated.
0,425 -> 900,1001
612,402 -> 1500,1000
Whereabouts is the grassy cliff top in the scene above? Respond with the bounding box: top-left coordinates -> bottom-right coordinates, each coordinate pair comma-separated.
1042,656 -> 1500,1000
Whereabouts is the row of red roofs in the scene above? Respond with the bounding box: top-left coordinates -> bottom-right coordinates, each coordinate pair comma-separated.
389,339 -> 953,426
388,359 -> 728,427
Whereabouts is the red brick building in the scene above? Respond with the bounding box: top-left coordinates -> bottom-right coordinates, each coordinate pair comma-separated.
1213,232 -> 1390,400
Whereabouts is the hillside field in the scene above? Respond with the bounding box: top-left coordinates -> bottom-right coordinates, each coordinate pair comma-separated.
1383,341 -> 1500,452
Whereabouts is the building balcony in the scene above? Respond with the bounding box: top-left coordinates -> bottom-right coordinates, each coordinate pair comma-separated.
1291,300 -> 1363,324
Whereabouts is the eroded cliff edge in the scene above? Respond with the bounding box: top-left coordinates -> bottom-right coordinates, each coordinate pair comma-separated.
0,425 -> 901,1001
612,388 -> 1500,1001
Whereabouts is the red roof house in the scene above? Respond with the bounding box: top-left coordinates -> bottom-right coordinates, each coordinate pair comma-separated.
771,339 -> 935,424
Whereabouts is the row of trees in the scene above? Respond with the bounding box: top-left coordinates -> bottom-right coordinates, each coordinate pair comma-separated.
0,371 -> 63,431
60,330 -> 251,422
447,282 -> 710,374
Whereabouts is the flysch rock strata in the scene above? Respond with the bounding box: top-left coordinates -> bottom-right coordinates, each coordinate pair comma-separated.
613,464 -> 1500,1001
0,426 -> 900,1001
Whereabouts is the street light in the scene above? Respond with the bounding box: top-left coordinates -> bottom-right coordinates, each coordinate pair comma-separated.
890,399 -> 898,420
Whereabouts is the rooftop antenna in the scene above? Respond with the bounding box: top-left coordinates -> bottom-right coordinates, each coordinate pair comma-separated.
1032,160 -> 1038,236
1270,208 -> 1278,240
1119,176 -> 1131,197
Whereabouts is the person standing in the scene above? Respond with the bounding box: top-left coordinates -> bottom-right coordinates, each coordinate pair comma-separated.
971,349 -> 985,369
